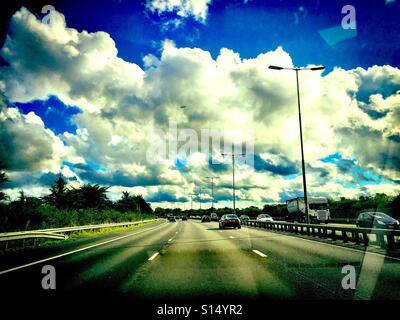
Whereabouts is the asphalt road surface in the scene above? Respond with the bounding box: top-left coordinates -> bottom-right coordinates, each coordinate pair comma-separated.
1,219 -> 399,315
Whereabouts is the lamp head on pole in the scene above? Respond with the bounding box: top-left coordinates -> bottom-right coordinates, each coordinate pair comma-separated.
268,65 -> 284,70
309,66 -> 325,71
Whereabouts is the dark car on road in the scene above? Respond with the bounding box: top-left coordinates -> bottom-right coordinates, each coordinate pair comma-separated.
356,212 -> 399,229
168,216 -> 176,222
181,215 -> 188,221
201,215 -> 211,222
219,214 -> 241,229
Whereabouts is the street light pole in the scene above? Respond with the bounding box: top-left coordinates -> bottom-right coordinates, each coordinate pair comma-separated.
199,186 -> 202,210
295,69 -> 309,224
222,152 -> 245,215
268,64 -> 324,224
189,193 -> 195,211
206,176 -> 215,211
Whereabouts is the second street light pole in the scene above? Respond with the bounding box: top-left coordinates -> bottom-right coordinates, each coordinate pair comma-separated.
269,64 -> 325,224
206,176 -> 215,211
222,152 -> 245,215
189,193 -> 195,211
199,186 -> 202,210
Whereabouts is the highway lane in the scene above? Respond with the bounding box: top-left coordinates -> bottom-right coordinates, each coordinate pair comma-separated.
0,219 -> 167,272
122,220 -> 400,300
1,219 -> 399,308
0,220 -> 177,286
218,222 -> 400,299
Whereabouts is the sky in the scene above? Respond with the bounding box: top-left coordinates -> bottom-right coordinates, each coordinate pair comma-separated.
0,0 -> 399,208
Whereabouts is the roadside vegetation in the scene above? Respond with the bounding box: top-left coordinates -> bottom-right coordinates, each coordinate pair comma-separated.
1,169 -> 399,230
0,172 -> 153,232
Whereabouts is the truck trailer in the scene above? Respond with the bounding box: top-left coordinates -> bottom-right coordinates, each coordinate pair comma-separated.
286,197 -> 330,224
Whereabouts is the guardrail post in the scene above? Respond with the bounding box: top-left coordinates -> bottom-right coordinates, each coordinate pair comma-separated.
386,234 -> 395,249
331,229 -> 336,241
362,232 -> 369,246
342,230 -> 347,243
353,232 -> 360,245
323,228 -> 328,239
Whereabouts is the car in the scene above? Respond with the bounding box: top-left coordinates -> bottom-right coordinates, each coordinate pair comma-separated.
239,214 -> 250,222
356,212 -> 399,229
211,213 -> 219,221
168,216 -> 176,222
181,215 -> 188,221
256,214 -> 274,222
219,214 -> 241,229
201,215 -> 211,222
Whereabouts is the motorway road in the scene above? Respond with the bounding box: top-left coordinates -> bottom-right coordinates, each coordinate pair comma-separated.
1,219 -> 399,312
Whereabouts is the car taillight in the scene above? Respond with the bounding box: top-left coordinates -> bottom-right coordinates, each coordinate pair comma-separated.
224,219 -> 229,223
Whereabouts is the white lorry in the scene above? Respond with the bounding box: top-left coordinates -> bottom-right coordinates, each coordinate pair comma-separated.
286,197 -> 330,224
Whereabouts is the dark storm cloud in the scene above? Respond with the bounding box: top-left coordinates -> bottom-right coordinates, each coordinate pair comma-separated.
253,153 -> 298,176
146,191 -> 186,203
72,163 -> 167,187
336,125 -> 400,173
0,100 -> 62,171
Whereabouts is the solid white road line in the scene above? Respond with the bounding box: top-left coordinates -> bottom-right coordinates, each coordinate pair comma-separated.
148,252 -> 159,261
0,221 -> 167,275
252,249 -> 267,258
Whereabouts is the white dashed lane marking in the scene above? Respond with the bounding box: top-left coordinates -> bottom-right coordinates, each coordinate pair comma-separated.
252,249 -> 267,258
148,252 -> 160,261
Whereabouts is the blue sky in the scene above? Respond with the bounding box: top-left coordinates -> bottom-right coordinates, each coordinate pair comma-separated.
26,0 -> 399,72
14,96 -> 81,135
0,0 -> 399,205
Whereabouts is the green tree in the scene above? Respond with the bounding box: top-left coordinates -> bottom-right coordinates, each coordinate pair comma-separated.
116,192 -> 152,214
43,174 -> 68,209
0,171 -> 9,201
8,190 -> 43,230
116,191 -> 135,212
69,184 -> 110,209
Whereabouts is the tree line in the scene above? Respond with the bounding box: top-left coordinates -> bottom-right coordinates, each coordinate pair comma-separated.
1,169 -> 399,231
0,173 -> 153,232
155,193 -> 400,220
